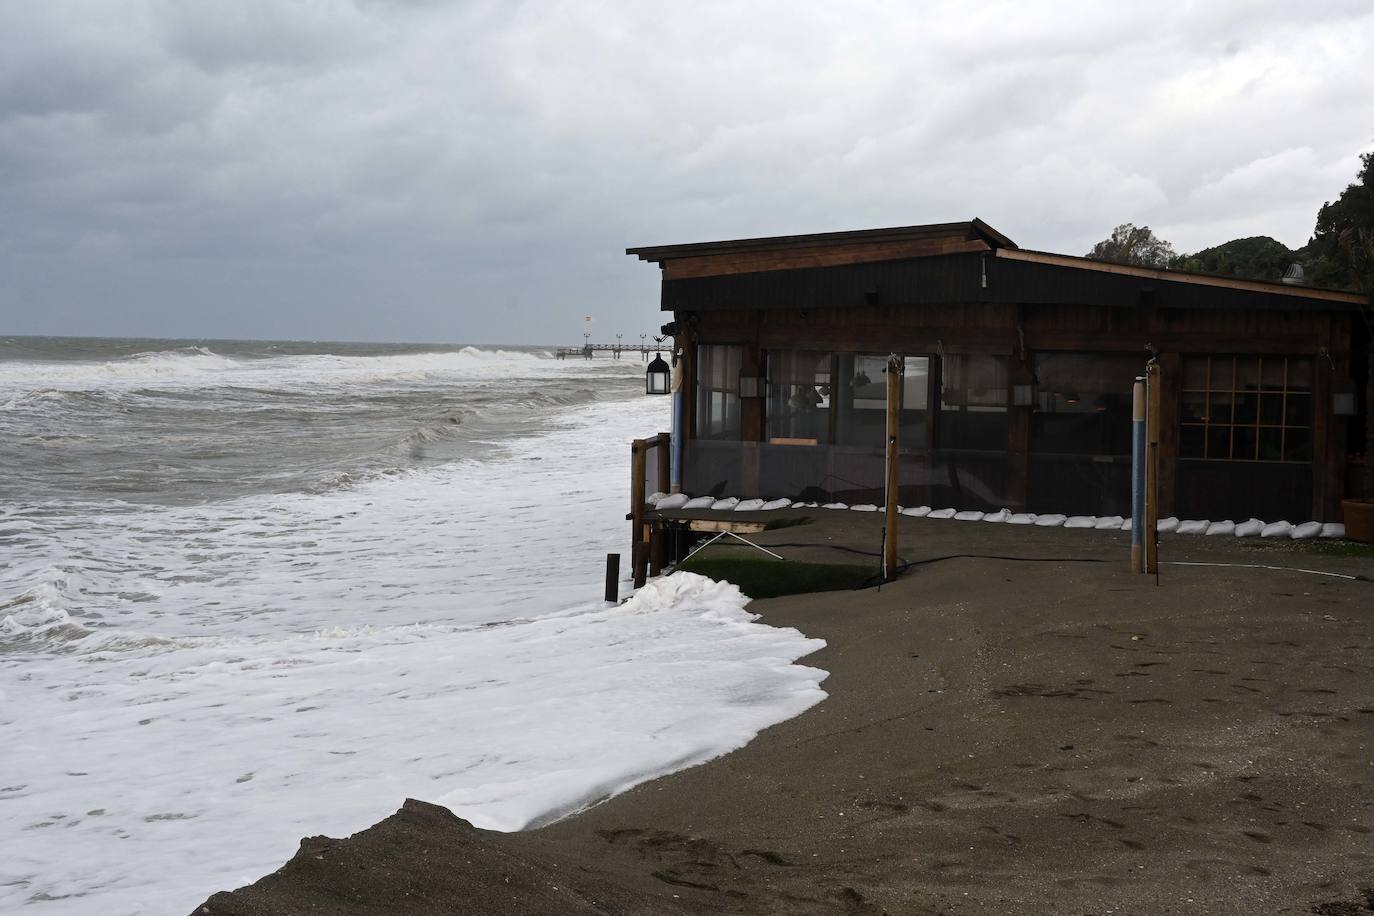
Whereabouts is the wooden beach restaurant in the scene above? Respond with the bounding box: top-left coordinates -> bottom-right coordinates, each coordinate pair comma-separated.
627,220 -> 1370,529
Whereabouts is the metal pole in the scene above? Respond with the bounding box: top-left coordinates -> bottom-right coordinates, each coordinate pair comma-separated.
1144,360 -> 1161,575
670,350 -> 684,493
883,354 -> 902,580
1131,377 -> 1146,573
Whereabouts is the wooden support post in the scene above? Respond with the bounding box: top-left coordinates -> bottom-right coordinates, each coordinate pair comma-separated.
630,438 -> 648,586
604,553 -> 619,603
655,432 -> 671,495
883,354 -> 902,580
649,524 -> 666,577
1144,361 -> 1161,575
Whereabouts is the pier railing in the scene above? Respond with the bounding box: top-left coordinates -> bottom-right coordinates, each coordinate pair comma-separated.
629,432 -> 671,587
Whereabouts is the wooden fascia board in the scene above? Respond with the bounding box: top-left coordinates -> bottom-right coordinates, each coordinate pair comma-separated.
995,248 -> 1367,306
661,237 -> 991,280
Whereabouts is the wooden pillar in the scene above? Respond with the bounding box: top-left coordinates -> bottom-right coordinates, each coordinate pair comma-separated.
655,432 -> 671,494
1313,338 -> 1348,521
630,438 -> 648,586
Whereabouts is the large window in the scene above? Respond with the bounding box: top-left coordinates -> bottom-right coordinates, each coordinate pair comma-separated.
938,354 -> 1008,451
1032,353 -> 1144,455
833,354 -> 930,448
695,345 -> 743,440
1180,355 -> 1312,462
767,350 -> 832,443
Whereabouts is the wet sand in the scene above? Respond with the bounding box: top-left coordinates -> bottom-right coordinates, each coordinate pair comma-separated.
196,514 -> 1374,915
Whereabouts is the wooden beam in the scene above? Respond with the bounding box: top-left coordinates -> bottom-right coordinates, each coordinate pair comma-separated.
663,238 -> 991,281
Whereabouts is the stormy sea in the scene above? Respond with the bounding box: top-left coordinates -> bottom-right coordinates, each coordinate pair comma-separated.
0,337 -> 826,915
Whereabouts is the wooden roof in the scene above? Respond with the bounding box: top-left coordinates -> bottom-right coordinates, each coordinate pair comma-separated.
627,219 -> 1016,263
629,219 -> 1368,310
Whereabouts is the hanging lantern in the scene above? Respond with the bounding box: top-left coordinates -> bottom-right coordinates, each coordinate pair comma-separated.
645,353 -> 671,395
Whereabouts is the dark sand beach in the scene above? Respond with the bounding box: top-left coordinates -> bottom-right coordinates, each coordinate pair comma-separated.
196,513 -> 1374,915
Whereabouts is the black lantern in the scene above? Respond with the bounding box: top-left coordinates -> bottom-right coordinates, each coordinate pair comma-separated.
646,353 -> 671,395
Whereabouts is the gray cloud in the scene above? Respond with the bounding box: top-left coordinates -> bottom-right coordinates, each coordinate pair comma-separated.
1,0 -> 1372,343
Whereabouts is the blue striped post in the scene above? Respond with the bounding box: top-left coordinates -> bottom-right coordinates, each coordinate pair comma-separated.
1131,376 -> 1146,573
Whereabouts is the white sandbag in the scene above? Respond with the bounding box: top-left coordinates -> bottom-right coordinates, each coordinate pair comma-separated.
1261,521 -> 1292,538
1290,521 -> 1322,539
954,510 -> 985,521
710,497 -> 739,511
1204,520 -> 1235,536
1320,522 -> 1346,539
734,498 -> 765,512
1064,516 -> 1096,529
900,506 -> 931,517
1234,518 -> 1264,537
983,508 -> 1011,523
927,508 -> 957,519
683,495 -> 716,509
1033,514 -> 1067,527
656,493 -> 690,510
647,491 -> 669,505
760,498 -> 793,510
1094,515 -> 1124,530
1120,517 -> 1133,531
1176,519 -> 1209,535
1006,513 -> 1036,525
849,504 -> 879,512
1156,517 -> 1179,533
821,502 -> 848,510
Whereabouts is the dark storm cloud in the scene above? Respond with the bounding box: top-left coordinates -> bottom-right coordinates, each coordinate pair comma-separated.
1,0 -> 1371,342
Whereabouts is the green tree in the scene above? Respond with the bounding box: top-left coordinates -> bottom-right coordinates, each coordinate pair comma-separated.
1168,236 -> 1295,282
1304,151 -> 1374,294
1085,223 -> 1175,268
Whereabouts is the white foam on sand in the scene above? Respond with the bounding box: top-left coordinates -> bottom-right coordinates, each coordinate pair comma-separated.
0,397 -> 828,916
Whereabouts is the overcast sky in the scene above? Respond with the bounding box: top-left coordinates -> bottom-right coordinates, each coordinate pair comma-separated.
2,1 -> 1372,344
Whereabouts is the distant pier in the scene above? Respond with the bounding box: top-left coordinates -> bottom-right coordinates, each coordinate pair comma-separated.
556,343 -> 660,360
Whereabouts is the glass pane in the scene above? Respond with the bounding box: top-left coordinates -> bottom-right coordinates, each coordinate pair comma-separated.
697,346 -> 743,440
1031,353 -> 1141,456
767,351 -> 831,443
1183,357 -> 1208,390
1285,393 -> 1311,427
1233,392 -> 1258,425
1258,428 -> 1282,461
1208,392 -> 1233,425
1182,392 -> 1208,422
1235,356 -> 1259,391
902,357 -> 930,411
1210,356 -> 1235,391
1234,426 -> 1258,460
1259,394 -> 1283,425
1287,359 -> 1313,392
1207,426 -> 1231,459
1286,427 -> 1312,462
1260,357 -> 1285,390
1181,424 -> 1205,458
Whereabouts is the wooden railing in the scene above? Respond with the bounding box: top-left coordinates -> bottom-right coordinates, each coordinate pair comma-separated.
629,432 -> 671,587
